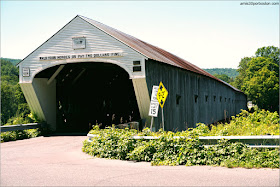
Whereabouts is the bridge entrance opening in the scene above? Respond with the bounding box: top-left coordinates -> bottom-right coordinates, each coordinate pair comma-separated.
35,62 -> 140,132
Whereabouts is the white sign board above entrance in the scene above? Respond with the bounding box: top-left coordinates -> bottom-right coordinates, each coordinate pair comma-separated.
148,85 -> 159,117
39,52 -> 124,61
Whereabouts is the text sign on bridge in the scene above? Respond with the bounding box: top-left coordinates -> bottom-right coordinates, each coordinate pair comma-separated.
148,86 -> 159,117
157,82 -> 168,108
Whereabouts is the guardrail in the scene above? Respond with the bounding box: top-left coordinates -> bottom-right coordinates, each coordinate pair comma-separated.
198,135 -> 279,148
87,134 -> 279,148
0,123 -> 44,133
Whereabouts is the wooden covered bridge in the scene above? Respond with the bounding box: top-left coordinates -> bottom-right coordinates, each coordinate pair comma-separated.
17,15 -> 247,132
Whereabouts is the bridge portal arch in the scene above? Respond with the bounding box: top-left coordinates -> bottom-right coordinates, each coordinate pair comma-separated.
28,60 -> 145,132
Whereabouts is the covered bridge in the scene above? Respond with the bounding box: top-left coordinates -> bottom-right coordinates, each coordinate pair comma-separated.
17,15 -> 247,132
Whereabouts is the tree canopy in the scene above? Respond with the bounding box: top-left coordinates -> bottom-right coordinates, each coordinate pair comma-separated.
203,68 -> 238,78
1,59 -> 30,125
233,46 -> 279,112
213,74 -> 233,84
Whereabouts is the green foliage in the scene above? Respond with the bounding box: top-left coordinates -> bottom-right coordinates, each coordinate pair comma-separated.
1,59 -> 19,82
1,129 -> 41,142
213,74 -> 233,84
83,126 -> 279,168
0,58 -> 21,66
186,123 -> 210,137
1,81 -> 19,124
242,57 -> 279,111
0,59 -> 44,142
1,59 -> 31,125
128,140 -> 157,162
232,57 -> 252,90
209,109 -> 279,136
84,125 -> 138,160
207,140 -> 279,169
26,112 -> 42,123
203,68 -> 239,78
4,112 -> 42,126
255,46 -> 280,64
1,112 -> 43,142
233,46 -> 279,112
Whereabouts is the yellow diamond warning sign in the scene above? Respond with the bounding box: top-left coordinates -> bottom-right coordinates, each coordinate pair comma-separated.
157,82 -> 168,108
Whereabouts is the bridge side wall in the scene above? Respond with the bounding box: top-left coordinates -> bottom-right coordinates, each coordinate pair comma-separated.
145,59 -> 247,131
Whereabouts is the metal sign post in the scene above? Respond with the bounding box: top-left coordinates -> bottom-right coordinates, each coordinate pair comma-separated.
161,108 -> 164,131
157,82 -> 168,131
150,116 -> 154,131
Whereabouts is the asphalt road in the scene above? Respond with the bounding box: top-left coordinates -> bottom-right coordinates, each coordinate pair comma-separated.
1,135 -> 279,186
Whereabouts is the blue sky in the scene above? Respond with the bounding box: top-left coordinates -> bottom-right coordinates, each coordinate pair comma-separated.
1,1 -> 279,68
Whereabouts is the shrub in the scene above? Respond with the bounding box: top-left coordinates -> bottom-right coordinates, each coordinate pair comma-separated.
209,109 -> 279,136
1,128 -> 41,142
83,126 -> 279,169
1,112 -> 44,143
83,125 -> 137,159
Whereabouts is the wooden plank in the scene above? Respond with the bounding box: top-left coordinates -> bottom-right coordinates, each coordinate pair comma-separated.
47,65 -> 65,85
72,68 -> 85,85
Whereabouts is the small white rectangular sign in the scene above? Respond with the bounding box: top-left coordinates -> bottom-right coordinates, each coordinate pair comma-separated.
149,101 -> 159,117
22,67 -> 30,77
151,86 -> 159,102
148,86 -> 159,117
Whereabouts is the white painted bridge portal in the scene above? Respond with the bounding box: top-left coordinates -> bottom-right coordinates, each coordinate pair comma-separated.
18,15 -> 150,131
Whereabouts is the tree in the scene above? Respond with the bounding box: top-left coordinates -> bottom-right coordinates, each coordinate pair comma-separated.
1,81 -> 18,124
232,57 -> 252,90
1,59 -> 30,125
233,46 -> 279,112
204,68 -> 239,78
242,57 -> 279,111
213,74 -> 233,83
255,46 -> 279,64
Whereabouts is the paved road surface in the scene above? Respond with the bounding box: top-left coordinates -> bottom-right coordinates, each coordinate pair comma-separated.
1,135 -> 279,186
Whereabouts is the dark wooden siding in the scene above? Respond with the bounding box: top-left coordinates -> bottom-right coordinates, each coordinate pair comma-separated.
145,59 -> 247,131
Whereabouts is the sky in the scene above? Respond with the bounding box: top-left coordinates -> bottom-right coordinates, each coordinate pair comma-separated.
1,1 -> 279,69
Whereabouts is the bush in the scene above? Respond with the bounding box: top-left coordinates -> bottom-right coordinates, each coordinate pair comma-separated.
83,126 -> 279,169
1,112 -> 44,143
209,109 -> 279,136
83,125 -> 137,159
1,129 -> 42,142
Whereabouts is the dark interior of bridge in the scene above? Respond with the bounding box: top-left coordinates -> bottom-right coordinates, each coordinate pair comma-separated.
35,62 -> 140,132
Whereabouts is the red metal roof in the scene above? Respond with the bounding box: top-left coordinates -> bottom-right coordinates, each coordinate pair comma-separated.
79,15 -> 237,88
